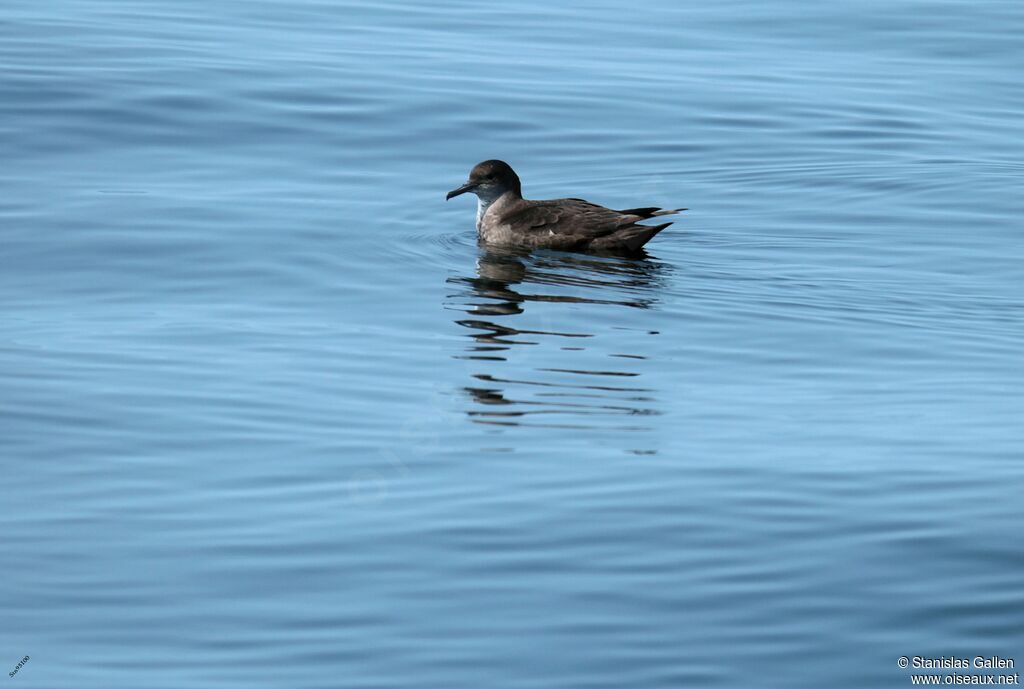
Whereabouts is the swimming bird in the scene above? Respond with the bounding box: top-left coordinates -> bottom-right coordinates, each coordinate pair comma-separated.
446,160 -> 685,253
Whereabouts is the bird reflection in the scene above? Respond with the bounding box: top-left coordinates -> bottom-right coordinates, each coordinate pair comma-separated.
446,246 -> 669,431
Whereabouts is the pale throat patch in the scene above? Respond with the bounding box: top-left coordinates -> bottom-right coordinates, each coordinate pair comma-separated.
476,197 -> 491,228
474,188 -> 507,230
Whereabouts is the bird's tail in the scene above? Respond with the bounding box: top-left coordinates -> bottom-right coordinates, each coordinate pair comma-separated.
621,221 -> 672,252
619,207 -> 687,219
650,207 -> 687,217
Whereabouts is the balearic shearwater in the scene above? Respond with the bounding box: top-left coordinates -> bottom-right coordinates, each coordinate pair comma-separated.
446,160 -> 685,252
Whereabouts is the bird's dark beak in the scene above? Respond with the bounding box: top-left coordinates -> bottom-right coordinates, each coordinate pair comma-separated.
446,181 -> 477,201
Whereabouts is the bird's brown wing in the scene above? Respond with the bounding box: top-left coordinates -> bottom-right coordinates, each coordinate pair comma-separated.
504,199 -> 643,240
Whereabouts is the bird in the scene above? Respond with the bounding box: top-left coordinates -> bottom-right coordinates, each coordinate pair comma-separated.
446,160 -> 684,253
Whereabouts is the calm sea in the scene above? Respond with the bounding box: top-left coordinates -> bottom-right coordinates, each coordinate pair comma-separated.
2,1 -> 1023,687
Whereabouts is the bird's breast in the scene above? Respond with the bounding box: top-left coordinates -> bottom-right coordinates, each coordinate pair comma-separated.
477,218 -> 517,245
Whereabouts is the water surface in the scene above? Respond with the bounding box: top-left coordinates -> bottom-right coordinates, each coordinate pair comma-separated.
2,1 -> 1023,687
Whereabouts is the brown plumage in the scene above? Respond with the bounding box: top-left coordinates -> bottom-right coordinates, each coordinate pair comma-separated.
446,160 -> 685,253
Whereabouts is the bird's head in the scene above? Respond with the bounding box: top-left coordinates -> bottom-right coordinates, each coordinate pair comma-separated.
446,160 -> 522,202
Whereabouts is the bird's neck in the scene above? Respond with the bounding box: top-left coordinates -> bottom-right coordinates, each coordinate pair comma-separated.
476,190 -> 520,229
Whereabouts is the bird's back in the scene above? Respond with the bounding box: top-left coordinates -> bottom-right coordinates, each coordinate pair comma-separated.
484,196 -> 681,252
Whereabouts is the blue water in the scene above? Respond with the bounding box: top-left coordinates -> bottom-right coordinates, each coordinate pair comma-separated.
3,1 -> 1023,686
